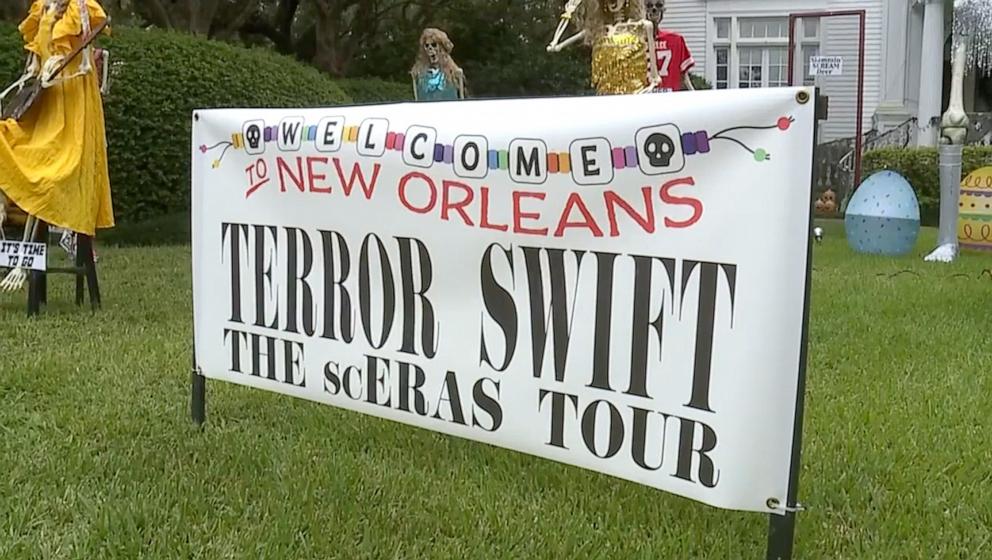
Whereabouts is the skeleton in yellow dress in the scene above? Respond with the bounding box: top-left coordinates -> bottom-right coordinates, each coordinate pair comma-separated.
0,0 -> 112,291
547,0 -> 660,95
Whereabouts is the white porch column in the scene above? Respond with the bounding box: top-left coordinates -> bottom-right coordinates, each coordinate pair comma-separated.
917,0 -> 946,146
876,0 -> 913,132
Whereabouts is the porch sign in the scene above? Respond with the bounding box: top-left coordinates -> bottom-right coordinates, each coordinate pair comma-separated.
190,88 -> 815,518
810,55 -> 843,76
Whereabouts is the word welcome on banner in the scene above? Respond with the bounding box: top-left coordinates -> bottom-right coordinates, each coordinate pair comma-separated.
191,88 -> 815,515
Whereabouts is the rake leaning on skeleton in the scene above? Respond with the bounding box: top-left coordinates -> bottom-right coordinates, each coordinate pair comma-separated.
926,0 -> 992,262
0,0 -> 113,291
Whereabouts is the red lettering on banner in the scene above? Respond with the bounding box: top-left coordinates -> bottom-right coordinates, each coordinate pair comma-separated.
307,156 -> 331,193
660,177 -> 703,228
512,192 -> 548,236
398,172 -> 437,214
555,193 -> 604,238
479,187 -> 509,232
442,180 -> 475,226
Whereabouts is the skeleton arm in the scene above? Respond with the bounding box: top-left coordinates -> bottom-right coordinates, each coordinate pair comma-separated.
548,0 -> 585,52
641,20 -> 661,91
411,73 -> 419,101
681,72 -> 694,91
548,29 -> 586,52
0,54 -> 40,114
456,69 -> 466,99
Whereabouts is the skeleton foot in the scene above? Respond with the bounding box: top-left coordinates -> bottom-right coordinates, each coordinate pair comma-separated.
924,243 -> 958,263
1,266 -> 28,292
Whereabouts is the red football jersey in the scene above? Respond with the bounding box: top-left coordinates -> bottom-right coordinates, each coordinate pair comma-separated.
654,29 -> 695,92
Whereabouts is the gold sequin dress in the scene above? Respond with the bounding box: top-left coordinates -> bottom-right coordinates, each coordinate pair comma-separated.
591,30 -> 650,95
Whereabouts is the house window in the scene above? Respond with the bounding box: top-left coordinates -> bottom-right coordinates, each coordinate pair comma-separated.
712,16 -> 821,89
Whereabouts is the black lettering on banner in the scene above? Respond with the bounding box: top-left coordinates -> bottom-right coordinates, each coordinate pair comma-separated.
479,243 -> 518,372
397,360 -> 428,415
323,362 -> 341,394
517,147 -> 539,177
365,354 -> 392,407
432,371 -> 467,425
279,117 -> 303,151
250,332 -> 278,380
538,389 -> 579,449
580,399 -> 624,459
284,227 -> 316,336
253,224 -> 279,330
581,146 -> 600,177
223,328 -> 248,373
454,135 -> 488,179
673,416 -> 720,488
587,251 -> 618,393
411,133 -> 428,159
626,255 -> 676,399
221,222 -> 249,324
471,378 -> 503,431
342,364 -> 363,400
462,142 -> 480,171
396,237 -> 439,359
359,233 -> 396,349
523,247 -> 584,382
232,331 -> 305,387
680,261 -> 738,413
629,406 -> 670,471
319,230 -> 356,343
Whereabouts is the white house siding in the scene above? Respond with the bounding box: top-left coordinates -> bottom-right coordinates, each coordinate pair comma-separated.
660,0 -> 708,77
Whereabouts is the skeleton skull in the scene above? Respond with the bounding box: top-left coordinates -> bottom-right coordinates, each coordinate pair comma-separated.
645,0 -> 666,26
605,0 -> 627,14
425,40 -> 440,66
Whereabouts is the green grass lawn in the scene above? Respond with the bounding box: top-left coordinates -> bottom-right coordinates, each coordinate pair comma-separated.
1,222 -> 990,558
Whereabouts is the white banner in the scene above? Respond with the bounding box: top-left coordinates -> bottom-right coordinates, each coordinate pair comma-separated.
0,240 -> 46,271
191,87 -> 815,515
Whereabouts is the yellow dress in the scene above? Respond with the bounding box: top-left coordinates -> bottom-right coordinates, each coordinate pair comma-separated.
0,0 -> 113,237
591,31 -> 650,95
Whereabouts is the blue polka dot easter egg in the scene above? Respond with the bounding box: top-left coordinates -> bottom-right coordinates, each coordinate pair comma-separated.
844,171 -> 921,256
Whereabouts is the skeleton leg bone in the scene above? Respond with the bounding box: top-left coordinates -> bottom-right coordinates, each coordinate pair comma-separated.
1,215 -> 39,292
0,190 -> 6,241
925,34 -> 969,263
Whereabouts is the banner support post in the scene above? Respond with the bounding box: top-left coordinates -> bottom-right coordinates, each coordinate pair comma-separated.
191,359 -> 206,426
190,110 -> 206,427
765,89 -> 821,560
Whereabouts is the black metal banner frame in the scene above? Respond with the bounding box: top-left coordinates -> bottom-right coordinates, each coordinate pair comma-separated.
765,90 -> 822,560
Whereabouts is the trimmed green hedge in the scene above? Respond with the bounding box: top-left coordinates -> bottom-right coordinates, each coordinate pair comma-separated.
863,145 -> 992,227
1,24 -> 350,224
338,77 -> 412,104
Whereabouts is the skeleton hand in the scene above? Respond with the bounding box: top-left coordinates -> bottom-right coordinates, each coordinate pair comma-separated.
1,266 -> 28,292
41,55 -> 65,88
25,54 -> 40,78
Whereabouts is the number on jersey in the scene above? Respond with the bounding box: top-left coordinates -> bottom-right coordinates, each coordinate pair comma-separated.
657,49 -> 672,77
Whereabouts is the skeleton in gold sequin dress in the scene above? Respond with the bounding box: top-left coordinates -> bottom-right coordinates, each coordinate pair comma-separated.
547,0 -> 660,95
